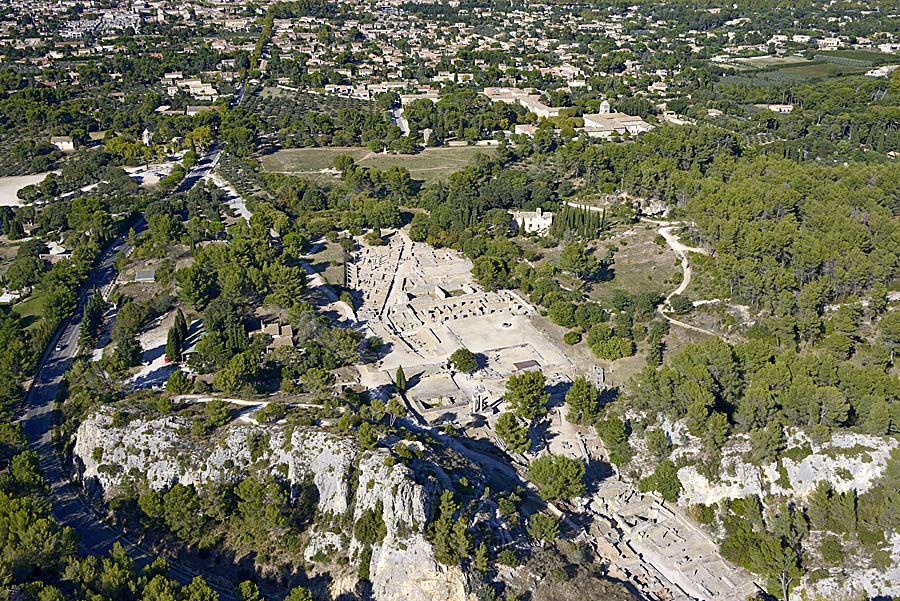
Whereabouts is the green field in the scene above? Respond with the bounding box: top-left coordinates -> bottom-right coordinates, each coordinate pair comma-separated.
261,146 -> 495,183
734,55 -> 809,68
13,292 -> 45,330
306,240 -> 346,286
261,147 -> 370,174
776,62 -> 867,78
817,49 -> 900,66
720,59 -> 868,88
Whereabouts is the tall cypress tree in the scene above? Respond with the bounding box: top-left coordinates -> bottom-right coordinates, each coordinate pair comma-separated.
395,366 -> 407,392
174,308 -> 188,341
166,327 -> 182,363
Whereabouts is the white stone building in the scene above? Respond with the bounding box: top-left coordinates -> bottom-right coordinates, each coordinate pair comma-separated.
511,207 -> 554,234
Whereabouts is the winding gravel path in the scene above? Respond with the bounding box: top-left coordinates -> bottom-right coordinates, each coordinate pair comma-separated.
641,218 -> 717,337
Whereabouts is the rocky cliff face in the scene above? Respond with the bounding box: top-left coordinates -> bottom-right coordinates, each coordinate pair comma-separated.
677,431 -> 898,507
354,452 -> 472,601
73,410 -> 474,601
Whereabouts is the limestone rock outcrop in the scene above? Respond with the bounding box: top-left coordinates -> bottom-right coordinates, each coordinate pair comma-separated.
73,410 -> 474,601
677,431 -> 898,507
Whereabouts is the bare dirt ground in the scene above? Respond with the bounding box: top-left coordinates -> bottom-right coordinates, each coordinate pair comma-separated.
0,172 -> 55,206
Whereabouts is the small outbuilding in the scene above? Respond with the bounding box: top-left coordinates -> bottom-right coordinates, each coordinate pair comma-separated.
134,269 -> 156,283
50,136 -> 75,152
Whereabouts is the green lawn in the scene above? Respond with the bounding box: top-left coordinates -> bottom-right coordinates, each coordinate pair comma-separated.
13,292 -> 45,330
306,241 -> 346,286
261,146 -> 495,184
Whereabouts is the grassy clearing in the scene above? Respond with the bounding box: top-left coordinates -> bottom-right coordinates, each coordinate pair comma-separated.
260,147 -> 370,174
518,225 -> 697,384
515,224 -> 679,304
0,240 -> 20,277
261,145 -> 495,184
307,241 -> 346,287
115,281 -> 166,305
13,292 -> 45,330
586,224 -> 680,305
358,146 -> 494,183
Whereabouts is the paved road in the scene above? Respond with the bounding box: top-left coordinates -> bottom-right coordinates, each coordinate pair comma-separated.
18,145 -> 234,595
176,143 -> 221,193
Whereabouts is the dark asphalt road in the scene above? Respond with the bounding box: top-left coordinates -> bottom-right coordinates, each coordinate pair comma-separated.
19,146 -> 238,598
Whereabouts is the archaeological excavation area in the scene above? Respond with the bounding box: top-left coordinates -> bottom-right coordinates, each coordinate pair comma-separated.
348,231 -> 574,424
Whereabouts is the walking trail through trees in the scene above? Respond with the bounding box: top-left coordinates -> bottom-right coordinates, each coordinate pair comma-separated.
641,218 -> 718,337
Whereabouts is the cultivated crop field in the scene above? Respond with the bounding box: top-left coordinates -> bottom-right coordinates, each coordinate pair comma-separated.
776,62 -> 867,78
734,54 -> 809,68
245,86 -> 375,119
720,59 -> 868,87
816,49 -> 900,66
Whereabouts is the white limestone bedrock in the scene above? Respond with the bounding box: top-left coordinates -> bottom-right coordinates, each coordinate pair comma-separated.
73,411 -> 475,601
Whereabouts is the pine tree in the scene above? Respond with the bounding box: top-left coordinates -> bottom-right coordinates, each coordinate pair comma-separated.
473,542 -> 489,573
431,490 -> 470,565
496,412 -> 531,453
114,329 -> 142,370
165,369 -> 192,395
79,291 -> 107,346
565,375 -> 600,424
505,371 -> 549,423
387,396 -> 406,427
284,588 -> 313,601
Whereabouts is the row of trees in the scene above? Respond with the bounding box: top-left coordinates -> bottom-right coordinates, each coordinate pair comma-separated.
548,205 -> 607,240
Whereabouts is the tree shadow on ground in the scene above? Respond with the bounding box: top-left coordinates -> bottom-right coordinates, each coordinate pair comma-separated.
546,379 -> 571,410
133,364 -> 176,389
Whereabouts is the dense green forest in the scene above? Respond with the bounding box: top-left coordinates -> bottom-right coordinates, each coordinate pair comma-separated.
686,158 -> 900,308
7,0 -> 900,598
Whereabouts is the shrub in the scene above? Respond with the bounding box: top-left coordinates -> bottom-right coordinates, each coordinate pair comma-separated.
527,512 -> 560,543
563,330 -> 582,345
496,549 -> 518,567
639,459 -> 682,503
669,294 -> 693,314
820,535 -> 845,565
354,501 -> 387,545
